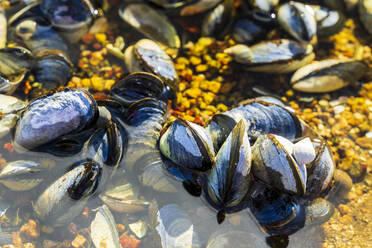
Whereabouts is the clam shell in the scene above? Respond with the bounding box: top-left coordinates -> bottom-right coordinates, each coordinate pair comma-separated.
291,59 -> 368,93
251,134 -> 306,195
91,205 -> 121,248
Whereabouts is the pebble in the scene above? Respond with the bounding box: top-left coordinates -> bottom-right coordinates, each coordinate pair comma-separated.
184,88 -> 202,98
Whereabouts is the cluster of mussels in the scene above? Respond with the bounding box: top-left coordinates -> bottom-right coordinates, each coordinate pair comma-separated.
159,98 -> 337,233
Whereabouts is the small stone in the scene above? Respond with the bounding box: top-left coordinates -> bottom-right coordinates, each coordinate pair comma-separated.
129,220 -> 147,239
216,103 -> 228,112
208,81 -> 221,93
339,204 -> 350,215
319,100 -> 329,108
195,64 -> 208,72
184,88 -> 202,98
179,82 -> 187,92
203,92 -> 215,105
20,220 -> 40,238
81,78 -> 91,88
91,76 -> 105,92
190,56 -> 202,66
82,33 -> 94,44
71,234 -> 86,248
95,33 -> 107,45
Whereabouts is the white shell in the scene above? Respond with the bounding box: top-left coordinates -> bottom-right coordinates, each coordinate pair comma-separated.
91,205 -> 121,248
293,137 -> 316,165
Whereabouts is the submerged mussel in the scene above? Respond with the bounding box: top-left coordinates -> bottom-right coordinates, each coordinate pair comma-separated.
204,120 -> 253,223
248,182 -> 305,236
33,160 -> 101,226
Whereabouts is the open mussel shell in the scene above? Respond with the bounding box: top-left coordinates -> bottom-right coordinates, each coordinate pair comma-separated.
40,0 -> 94,43
14,88 -> 98,151
306,141 -> 335,197
248,183 -> 305,236
0,160 -> 47,191
359,0 -> 372,34
33,160 -> 101,226
204,120 -> 253,223
0,47 -> 32,94
119,3 -> 180,51
160,118 -> 215,171
111,72 -> 165,107
277,1 -> 317,44
0,94 -> 25,139
291,59 -> 369,93
310,5 -> 345,37
251,134 -> 307,195
91,205 -> 121,248
152,204 -> 202,248
100,182 -> 150,213
225,39 -> 315,73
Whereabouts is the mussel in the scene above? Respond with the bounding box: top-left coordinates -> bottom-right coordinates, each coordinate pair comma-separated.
291,59 -> 368,93
33,160 -> 101,226
0,160 -> 46,191
119,3 -> 180,52
205,100 -> 303,150
358,0 -> 372,34
248,182 -> 305,235
14,88 -> 98,151
204,120 -> 253,223
160,118 -> 215,172
251,134 -> 308,195
124,40 -> 179,93
0,94 -> 25,139
225,39 -> 315,73
40,0 -> 95,43
0,47 -> 32,94
310,5 -> 345,37
277,1 -> 317,44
